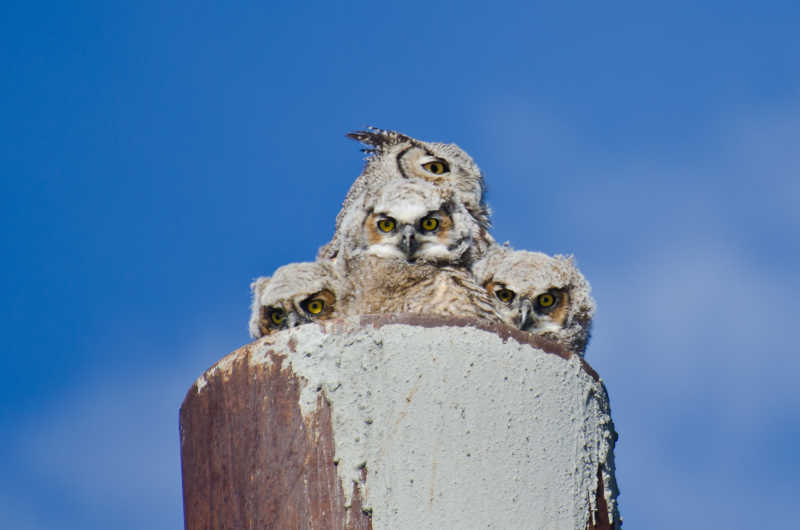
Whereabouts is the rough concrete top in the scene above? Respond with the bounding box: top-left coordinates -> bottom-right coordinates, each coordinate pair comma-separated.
187,315 -> 619,529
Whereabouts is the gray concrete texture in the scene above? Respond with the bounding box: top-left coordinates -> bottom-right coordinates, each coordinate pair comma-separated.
184,315 -> 620,529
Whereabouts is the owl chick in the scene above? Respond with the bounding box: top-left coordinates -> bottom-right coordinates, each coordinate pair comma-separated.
472,247 -> 596,355
337,254 -> 501,324
319,127 -> 492,260
249,261 -> 341,339
342,179 -> 488,266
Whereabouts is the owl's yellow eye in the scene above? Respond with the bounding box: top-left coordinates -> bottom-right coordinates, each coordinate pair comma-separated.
537,293 -> 556,308
305,298 -> 325,315
377,218 -> 396,233
301,290 -> 335,319
269,309 -> 286,325
421,160 -> 449,175
495,288 -> 515,304
420,216 -> 439,232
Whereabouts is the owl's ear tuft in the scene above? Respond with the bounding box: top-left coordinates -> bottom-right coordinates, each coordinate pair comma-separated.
347,127 -> 414,151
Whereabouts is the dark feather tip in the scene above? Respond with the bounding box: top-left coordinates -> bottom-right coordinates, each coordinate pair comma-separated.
346,127 -> 412,149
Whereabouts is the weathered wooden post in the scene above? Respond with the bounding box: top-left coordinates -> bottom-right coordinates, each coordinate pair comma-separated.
180,315 -> 620,529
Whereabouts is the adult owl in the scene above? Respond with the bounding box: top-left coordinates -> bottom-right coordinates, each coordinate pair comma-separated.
472,246 -> 596,355
337,178 -> 491,267
249,261 -> 341,338
319,127 -> 491,261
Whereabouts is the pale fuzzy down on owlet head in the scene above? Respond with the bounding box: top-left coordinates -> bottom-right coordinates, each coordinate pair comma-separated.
337,254 -> 501,324
319,127 -> 492,260
249,261 -> 341,339
472,247 -> 596,355
340,179 -> 489,266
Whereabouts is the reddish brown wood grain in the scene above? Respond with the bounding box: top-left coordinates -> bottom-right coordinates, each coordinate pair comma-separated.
180,348 -> 372,530
587,465 -> 613,530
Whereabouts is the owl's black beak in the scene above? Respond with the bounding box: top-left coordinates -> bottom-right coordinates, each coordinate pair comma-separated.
518,297 -> 534,331
399,225 -> 418,259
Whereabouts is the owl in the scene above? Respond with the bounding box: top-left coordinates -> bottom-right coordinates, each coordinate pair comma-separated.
339,178 -> 490,266
319,127 -> 492,261
471,246 -> 596,355
249,261 -> 341,339
337,254 -> 501,324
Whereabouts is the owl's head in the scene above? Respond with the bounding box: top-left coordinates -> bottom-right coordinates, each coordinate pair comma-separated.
348,127 -> 489,225
357,180 -> 474,265
249,261 -> 339,338
472,247 -> 596,355
319,127 -> 492,261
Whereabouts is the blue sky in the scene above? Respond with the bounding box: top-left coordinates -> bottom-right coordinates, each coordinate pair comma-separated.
2,1 -> 799,528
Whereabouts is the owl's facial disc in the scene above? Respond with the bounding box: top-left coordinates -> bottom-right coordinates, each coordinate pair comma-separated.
494,284 -> 534,330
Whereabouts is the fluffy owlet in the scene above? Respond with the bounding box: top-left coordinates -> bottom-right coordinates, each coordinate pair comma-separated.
249,261 -> 341,338
337,254 -> 501,324
472,247 -> 596,355
343,179 -> 486,266
319,127 -> 492,261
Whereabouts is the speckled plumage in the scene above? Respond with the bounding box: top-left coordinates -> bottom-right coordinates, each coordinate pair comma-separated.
249,261 -> 342,338
319,127 -> 491,261
472,246 -> 596,355
338,254 -> 501,324
248,128 -> 597,351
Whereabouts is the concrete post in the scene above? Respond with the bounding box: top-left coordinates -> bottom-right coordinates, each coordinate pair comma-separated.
180,315 -> 620,529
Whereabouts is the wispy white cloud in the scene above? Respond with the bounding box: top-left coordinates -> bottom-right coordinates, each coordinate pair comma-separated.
592,238 -> 800,419
584,213 -> 800,529
5,330 -> 237,530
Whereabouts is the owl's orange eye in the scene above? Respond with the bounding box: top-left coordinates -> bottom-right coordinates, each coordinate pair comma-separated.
495,288 -> 515,304
421,160 -> 449,175
377,218 -> 396,233
420,216 -> 439,232
305,298 -> 325,315
269,308 -> 286,326
537,293 -> 556,308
